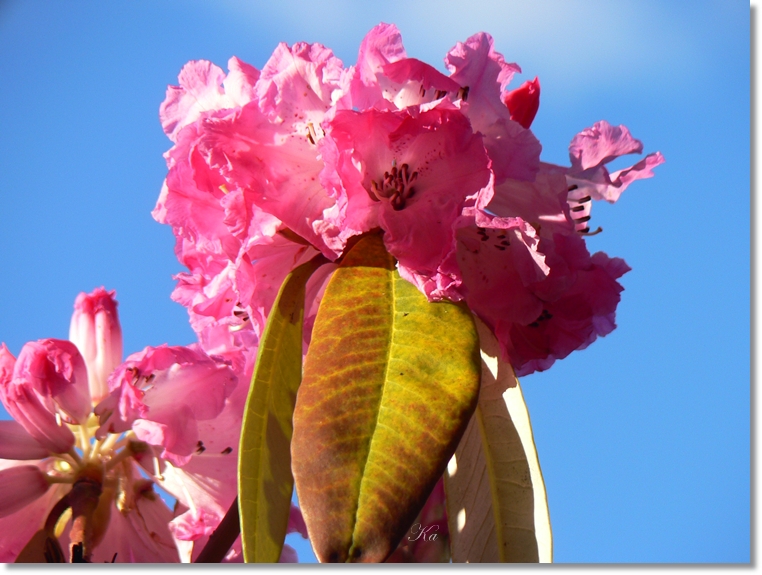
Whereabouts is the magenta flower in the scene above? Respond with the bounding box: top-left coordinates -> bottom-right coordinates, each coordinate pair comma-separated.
324,103 -> 494,299
154,23 -> 662,378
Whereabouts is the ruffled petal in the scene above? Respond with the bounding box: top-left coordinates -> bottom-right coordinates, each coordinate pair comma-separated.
445,32 -> 541,183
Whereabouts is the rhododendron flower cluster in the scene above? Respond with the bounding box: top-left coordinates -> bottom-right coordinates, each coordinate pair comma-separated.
155,23 -> 663,376
0,288 -> 307,563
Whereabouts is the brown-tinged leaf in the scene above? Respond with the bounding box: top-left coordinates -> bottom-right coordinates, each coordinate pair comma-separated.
292,233 -> 481,562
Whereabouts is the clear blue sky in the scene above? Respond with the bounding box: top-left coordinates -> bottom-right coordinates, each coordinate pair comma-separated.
0,0 -> 749,563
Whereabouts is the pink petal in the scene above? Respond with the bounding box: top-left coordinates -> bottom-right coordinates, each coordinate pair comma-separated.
160,59 -> 258,143
0,344 -> 14,387
445,33 -> 540,182
569,120 -> 643,171
0,464 -> 49,518
564,120 -> 665,204
256,40 -> 344,128
350,22 -> 407,109
161,60 -> 227,142
0,420 -> 50,460
485,169 -> 575,237
169,507 -> 220,542
288,503 -> 309,538
0,476 -> 67,562
279,544 -> 298,563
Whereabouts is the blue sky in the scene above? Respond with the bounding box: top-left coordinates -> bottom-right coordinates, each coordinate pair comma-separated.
0,0 -> 749,563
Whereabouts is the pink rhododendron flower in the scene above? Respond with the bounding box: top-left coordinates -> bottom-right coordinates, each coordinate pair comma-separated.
155,23 -> 662,377
0,288 -> 313,563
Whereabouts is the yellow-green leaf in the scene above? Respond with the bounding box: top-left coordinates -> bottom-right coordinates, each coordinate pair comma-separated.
292,233 -> 481,563
238,255 -> 326,563
445,318 -> 552,562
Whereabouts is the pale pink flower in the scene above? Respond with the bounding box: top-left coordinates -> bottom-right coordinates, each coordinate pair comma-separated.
0,289 -> 254,562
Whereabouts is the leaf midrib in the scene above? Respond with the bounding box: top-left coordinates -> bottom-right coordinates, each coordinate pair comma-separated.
346,264 -> 397,561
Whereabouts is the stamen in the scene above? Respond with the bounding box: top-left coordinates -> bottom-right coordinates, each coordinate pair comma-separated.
434,89 -> 447,99
419,85 -> 426,98
367,161 -> 419,210
458,86 -> 470,101
68,448 -> 83,468
219,185 -> 230,195
580,226 -> 603,236
306,122 -> 317,145
153,455 -> 164,482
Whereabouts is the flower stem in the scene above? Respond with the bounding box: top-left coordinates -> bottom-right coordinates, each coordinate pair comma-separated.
68,465 -> 103,562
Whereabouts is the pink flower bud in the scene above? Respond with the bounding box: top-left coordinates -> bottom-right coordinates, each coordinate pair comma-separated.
69,287 -> 123,404
0,464 -> 50,518
503,76 -> 540,129
15,339 -> 91,424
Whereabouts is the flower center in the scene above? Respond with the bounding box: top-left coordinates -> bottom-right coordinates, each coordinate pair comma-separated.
45,413 -> 156,514
368,161 -> 418,211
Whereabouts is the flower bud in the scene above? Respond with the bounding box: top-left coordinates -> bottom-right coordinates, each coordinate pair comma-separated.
503,76 -> 540,129
15,339 -> 91,424
69,287 -> 123,404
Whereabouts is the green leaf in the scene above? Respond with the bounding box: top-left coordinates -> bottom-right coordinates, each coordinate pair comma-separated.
238,254 -> 327,563
444,318 -> 552,562
292,232 -> 481,563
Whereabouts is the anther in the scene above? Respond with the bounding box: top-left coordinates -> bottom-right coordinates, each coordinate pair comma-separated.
580,226 -> 603,236
574,215 -> 591,223
435,89 -> 447,99
419,85 -> 426,97
458,86 -> 470,101
568,184 -> 578,192
306,122 -> 318,145
571,205 -> 586,212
